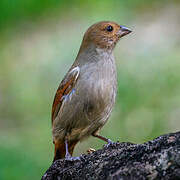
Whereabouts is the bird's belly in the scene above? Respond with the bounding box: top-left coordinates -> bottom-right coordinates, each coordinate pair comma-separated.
66,75 -> 116,141
75,69 -> 117,126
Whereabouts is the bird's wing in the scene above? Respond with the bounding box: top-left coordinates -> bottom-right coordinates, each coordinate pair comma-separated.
51,66 -> 80,123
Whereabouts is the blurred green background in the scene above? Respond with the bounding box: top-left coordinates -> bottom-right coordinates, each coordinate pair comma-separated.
0,0 -> 180,179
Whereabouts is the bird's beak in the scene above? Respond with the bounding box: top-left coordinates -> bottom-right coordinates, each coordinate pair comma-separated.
118,25 -> 132,37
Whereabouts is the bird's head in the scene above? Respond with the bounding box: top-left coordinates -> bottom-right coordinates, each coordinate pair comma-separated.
80,21 -> 132,51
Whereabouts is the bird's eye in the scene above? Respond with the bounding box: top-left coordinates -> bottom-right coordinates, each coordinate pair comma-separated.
106,25 -> 113,32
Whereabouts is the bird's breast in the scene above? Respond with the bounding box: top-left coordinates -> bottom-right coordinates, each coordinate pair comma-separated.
75,56 -> 117,121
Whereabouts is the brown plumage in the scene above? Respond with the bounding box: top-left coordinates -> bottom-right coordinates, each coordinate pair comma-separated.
52,21 -> 132,161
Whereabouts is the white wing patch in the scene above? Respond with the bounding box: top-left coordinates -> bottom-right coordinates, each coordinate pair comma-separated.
69,66 -> 80,81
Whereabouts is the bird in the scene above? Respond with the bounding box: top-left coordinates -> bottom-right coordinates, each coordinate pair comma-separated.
51,21 -> 132,161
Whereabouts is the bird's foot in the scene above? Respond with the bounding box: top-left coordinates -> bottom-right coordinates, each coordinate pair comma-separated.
104,139 -> 114,148
87,148 -> 96,154
65,152 -> 80,161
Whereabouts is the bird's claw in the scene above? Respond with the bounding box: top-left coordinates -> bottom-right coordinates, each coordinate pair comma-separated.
104,139 -> 114,148
65,151 -> 80,161
65,154 -> 81,161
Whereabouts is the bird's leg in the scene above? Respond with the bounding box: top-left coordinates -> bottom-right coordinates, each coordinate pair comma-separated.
92,133 -> 114,147
64,138 -> 80,161
65,138 -> 72,159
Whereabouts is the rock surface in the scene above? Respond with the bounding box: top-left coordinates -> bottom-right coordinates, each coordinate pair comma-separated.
42,131 -> 180,180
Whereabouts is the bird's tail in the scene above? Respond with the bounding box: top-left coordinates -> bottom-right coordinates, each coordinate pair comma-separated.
53,140 -> 78,162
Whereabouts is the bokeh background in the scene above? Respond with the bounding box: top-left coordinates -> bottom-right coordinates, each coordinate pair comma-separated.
0,0 -> 180,179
